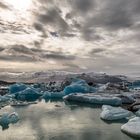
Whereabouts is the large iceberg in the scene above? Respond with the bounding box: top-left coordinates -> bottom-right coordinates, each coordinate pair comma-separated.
15,87 -> 42,101
63,93 -> 122,106
63,79 -> 96,95
121,117 -> 140,138
0,112 -> 19,130
9,83 -> 28,94
100,105 -> 132,121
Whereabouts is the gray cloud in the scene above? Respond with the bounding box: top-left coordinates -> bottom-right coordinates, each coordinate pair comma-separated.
0,55 -> 37,62
9,45 -> 34,55
0,47 -> 4,52
1,0 -> 140,74
0,44 -> 76,62
90,48 -> 106,55
0,2 -> 9,9
36,7 -> 70,36
63,63 -> 80,69
82,28 -> 102,41
33,0 -> 140,40
34,22 -> 47,38
42,52 -> 76,60
69,0 -> 95,13
93,0 -> 133,30
0,45 -> 39,62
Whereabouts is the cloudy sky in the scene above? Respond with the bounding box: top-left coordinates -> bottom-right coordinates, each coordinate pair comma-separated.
0,0 -> 140,75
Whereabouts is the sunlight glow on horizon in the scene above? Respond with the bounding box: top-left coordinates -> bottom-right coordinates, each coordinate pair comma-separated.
4,0 -> 32,11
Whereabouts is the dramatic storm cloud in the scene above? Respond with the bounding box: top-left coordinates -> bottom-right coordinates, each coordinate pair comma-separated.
0,0 -> 140,75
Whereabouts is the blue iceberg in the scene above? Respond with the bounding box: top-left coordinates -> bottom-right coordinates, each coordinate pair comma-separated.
9,83 -> 28,94
0,112 -> 19,130
63,78 -> 97,95
15,87 -> 42,101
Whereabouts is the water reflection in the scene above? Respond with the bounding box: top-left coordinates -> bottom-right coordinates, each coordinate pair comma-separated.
0,100 -> 138,140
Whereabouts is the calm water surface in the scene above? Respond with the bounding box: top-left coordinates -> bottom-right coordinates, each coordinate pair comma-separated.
0,100 -> 138,140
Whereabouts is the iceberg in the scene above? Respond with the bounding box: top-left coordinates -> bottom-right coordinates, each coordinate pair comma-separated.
135,109 -> 140,117
0,95 -> 14,108
63,93 -> 122,106
15,87 -> 42,101
42,91 -> 65,99
100,105 -> 132,121
121,117 -> 140,138
9,83 -> 28,94
117,94 -> 135,104
0,95 -> 13,103
63,79 -> 96,95
0,112 -> 19,130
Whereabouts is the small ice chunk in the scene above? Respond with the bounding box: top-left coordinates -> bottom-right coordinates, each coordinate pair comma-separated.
0,112 -> 19,130
9,83 -> 27,94
100,105 -> 133,121
121,117 -> 140,138
64,93 -> 122,106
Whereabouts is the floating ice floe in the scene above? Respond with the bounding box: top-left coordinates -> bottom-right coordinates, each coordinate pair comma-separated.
100,105 -> 133,121
63,93 -> 122,106
116,94 -> 135,104
121,117 -> 140,138
10,101 -> 38,107
9,83 -> 28,94
0,112 -> 19,130
14,87 -> 42,101
64,79 -> 97,95
42,91 -> 65,99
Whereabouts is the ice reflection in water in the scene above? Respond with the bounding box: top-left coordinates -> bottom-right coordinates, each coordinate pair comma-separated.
0,100 -> 137,140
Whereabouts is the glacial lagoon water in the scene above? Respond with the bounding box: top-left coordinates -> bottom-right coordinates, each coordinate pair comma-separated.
0,100 -> 138,140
